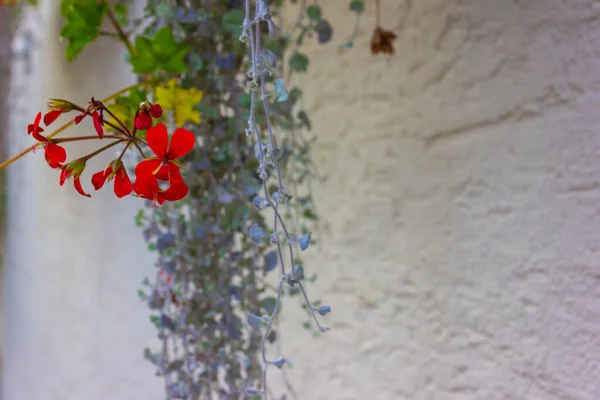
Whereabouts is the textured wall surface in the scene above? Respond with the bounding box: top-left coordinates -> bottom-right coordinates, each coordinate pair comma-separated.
4,0 -> 600,399
2,1 -> 161,399
272,0 -> 600,399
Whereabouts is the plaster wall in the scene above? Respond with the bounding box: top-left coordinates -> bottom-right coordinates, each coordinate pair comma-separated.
2,1 -> 161,398
273,0 -> 600,399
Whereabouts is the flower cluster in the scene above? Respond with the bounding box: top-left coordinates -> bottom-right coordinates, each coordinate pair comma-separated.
27,97 -> 193,206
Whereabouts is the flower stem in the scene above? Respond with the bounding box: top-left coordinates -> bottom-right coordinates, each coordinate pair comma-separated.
83,139 -> 126,161
375,0 -> 380,26
102,106 -> 132,136
0,81 -> 151,171
52,135 -> 123,143
105,5 -> 135,56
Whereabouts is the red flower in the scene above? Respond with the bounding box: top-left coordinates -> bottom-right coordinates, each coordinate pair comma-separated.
133,123 -> 193,206
28,112 -> 66,169
60,159 -> 90,198
73,99 -> 104,138
134,103 -> 163,130
91,160 -> 133,198
133,166 -> 189,206
136,123 -> 194,179
27,112 -> 47,142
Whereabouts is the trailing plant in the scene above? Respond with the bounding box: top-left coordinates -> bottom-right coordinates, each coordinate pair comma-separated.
0,0 -> 398,398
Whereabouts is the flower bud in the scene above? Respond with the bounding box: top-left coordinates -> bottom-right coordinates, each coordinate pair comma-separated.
47,98 -> 78,112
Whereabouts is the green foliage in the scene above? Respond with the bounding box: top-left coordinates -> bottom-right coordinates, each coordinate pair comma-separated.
289,51 -> 309,73
59,0 -> 107,61
350,0 -> 365,13
222,9 -> 245,37
54,0 -> 339,397
129,27 -> 189,74
306,4 -> 322,21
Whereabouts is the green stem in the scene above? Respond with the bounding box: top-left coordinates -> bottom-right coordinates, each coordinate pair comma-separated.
105,5 -> 135,55
83,139 -> 126,161
102,105 -> 132,136
52,135 -> 122,144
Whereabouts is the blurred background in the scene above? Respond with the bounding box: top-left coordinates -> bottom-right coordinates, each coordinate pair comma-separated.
2,0 -> 600,399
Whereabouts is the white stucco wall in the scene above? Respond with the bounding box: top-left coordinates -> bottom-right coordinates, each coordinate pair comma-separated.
273,0 -> 600,399
4,0 -> 600,399
2,1 -> 161,399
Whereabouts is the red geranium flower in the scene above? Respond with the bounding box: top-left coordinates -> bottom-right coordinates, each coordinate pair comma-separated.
133,166 -> 189,206
60,159 -> 91,198
74,98 -> 104,138
27,112 -> 66,169
27,112 -> 47,142
135,123 -> 194,180
91,160 -> 133,198
135,103 -> 163,130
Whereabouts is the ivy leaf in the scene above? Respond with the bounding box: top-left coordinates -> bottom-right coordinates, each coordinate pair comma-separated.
155,79 -> 204,126
293,264 -> 305,281
129,27 -> 189,74
274,79 -> 289,102
271,356 -> 286,369
249,223 -> 266,244
59,0 -> 107,61
264,251 -> 278,272
289,52 -> 309,73
260,296 -> 277,314
130,37 -> 157,73
113,3 -> 129,26
317,305 -> 331,316
222,10 -> 245,37
306,4 -> 322,20
297,232 -> 311,251
247,313 -> 262,329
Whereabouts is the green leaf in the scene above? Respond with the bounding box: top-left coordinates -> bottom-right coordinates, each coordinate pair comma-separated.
113,3 -> 129,26
130,37 -> 156,73
129,27 -> 189,74
260,296 -> 277,314
60,0 -> 107,61
222,10 -> 245,37
350,0 -> 365,13
306,4 -> 322,20
289,52 -> 309,73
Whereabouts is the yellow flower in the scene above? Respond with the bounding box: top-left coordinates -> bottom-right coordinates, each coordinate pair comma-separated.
155,79 -> 204,126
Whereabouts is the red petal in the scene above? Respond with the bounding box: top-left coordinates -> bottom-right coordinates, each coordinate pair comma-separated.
133,163 -> 160,198
74,113 -> 86,124
161,179 -> 189,202
166,162 -> 183,182
134,112 -> 152,130
44,143 -> 66,169
33,112 -> 42,130
74,177 -> 91,197
135,158 -> 162,178
43,110 -> 62,126
92,111 -> 104,138
113,165 -> 133,198
150,104 -> 163,118
59,168 -> 68,186
146,123 -> 168,159
91,166 -> 111,191
167,127 -> 195,160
